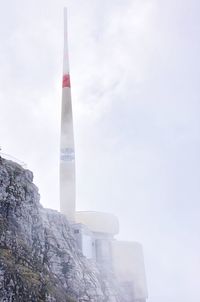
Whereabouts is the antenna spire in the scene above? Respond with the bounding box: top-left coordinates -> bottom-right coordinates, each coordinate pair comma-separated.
60,8 -> 75,221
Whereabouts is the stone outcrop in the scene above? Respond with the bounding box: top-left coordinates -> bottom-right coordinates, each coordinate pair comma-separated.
0,157 -> 126,302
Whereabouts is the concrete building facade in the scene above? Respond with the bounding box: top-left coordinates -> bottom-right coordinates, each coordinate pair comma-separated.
73,211 -> 148,301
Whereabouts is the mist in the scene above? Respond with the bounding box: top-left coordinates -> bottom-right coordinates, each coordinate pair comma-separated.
0,0 -> 200,301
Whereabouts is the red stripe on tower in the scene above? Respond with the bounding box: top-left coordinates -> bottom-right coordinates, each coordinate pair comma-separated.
62,74 -> 71,88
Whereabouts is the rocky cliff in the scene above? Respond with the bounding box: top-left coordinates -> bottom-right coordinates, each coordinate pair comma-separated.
0,157 -> 125,302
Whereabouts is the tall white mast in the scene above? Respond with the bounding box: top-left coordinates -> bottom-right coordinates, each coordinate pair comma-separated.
60,8 -> 75,221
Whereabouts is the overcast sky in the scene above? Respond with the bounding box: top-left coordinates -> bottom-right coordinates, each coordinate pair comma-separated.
0,0 -> 200,301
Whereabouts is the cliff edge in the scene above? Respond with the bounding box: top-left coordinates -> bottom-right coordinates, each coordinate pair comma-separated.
0,157 -> 125,302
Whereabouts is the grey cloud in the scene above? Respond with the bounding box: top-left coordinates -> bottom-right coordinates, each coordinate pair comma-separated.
0,1 -> 200,302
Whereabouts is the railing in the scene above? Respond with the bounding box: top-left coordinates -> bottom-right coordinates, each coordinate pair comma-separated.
0,152 -> 27,168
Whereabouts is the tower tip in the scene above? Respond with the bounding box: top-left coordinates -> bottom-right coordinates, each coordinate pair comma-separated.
64,7 -> 68,16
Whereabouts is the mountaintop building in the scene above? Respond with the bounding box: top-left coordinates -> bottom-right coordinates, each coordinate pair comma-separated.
60,8 -> 148,302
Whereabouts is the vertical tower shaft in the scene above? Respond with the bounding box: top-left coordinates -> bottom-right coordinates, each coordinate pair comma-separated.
60,8 -> 75,221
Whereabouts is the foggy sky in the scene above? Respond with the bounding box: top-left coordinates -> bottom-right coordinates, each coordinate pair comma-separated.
0,0 -> 200,301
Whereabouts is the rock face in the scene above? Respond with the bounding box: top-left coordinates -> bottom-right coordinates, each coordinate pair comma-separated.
0,157 -> 125,302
